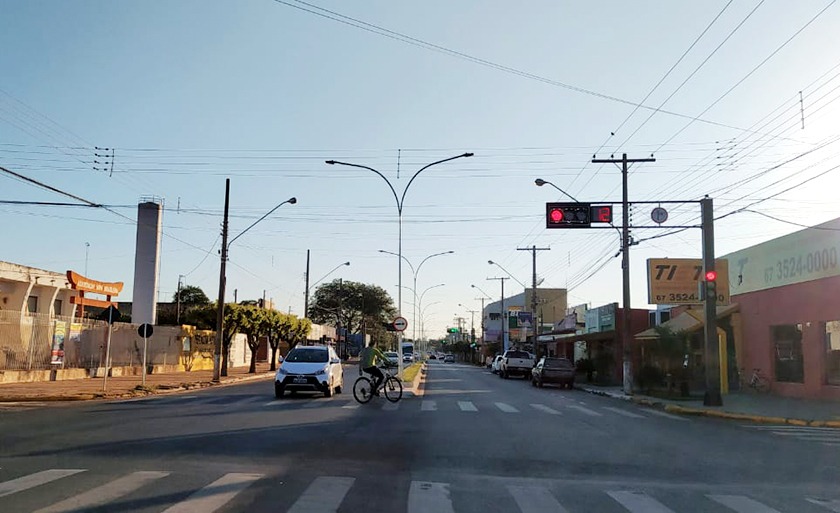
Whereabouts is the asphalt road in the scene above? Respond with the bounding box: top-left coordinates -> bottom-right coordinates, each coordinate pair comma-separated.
1,360 -> 839,512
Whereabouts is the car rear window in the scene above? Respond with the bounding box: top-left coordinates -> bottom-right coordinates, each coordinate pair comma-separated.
506,351 -> 530,359
544,358 -> 574,369
285,348 -> 328,363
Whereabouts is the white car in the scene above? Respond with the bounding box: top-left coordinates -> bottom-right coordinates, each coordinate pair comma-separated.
491,355 -> 504,374
403,353 -> 414,363
275,345 -> 343,398
385,351 -> 400,365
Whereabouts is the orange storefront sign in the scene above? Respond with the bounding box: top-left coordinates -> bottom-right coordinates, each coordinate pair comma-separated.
66,271 -> 123,296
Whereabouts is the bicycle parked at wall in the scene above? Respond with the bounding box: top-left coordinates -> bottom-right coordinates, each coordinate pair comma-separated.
739,367 -> 770,393
353,364 -> 402,404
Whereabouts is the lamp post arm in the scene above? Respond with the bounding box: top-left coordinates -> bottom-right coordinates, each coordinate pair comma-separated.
379,249 -> 415,276
327,160 -> 400,212
416,251 -> 454,276
399,153 -> 473,210
229,197 -> 296,247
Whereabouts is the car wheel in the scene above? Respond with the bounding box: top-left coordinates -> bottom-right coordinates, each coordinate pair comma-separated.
335,384 -> 343,394
531,377 -> 537,387
324,381 -> 334,398
274,383 -> 284,399
537,379 -> 544,388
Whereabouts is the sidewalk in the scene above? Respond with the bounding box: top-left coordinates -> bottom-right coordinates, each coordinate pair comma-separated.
577,383 -> 840,428
0,363 -> 276,402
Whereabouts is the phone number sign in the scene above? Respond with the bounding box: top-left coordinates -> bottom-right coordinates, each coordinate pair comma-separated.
647,258 -> 730,305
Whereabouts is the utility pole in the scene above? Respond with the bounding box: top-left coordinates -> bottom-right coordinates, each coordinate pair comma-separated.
212,178 -> 230,383
592,153 -> 655,395
176,275 -> 183,324
304,249 -> 310,318
701,197 -> 722,406
517,245 -> 550,358
487,277 -> 509,352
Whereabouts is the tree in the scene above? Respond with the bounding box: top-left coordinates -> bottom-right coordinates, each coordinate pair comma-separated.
309,280 -> 396,335
289,317 -> 312,350
240,306 -> 267,374
264,310 -> 293,371
173,285 -> 210,305
221,303 -> 247,377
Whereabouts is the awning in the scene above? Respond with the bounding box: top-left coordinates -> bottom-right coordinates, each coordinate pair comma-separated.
635,303 -> 739,340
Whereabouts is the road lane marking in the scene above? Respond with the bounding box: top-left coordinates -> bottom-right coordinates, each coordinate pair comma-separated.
34,471 -> 170,513
0,469 -> 86,498
566,404 -> 602,417
707,494 -> 782,513
382,401 -> 400,411
264,400 -> 291,407
807,497 -> 840,511
458,401 -> 478,412
421,400 -> 437,411
287,476 -> 354,513
341,404 -> 360,409
507,485 -> 569,513
607,490 -> 676,513
161,473 -> 263,513
644,409 -> 689,421
603,406 -> 645,419
495,402 -> 519,413
530,404 -> 561,415
303,400 -> 328,409
743,425 -> 839,431
408,481 -> 455,513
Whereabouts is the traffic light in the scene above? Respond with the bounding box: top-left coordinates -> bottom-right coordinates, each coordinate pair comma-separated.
447,327 -> 460,333
704,269 -> 717,300
545,203 -> 612,228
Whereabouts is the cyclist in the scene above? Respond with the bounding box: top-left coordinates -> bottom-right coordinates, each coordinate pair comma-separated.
359,342 -> 391,395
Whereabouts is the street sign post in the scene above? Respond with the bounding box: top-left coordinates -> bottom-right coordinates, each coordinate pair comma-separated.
392,316 -> 408,332
138,323 -> 154,386
647,258 -> 730,305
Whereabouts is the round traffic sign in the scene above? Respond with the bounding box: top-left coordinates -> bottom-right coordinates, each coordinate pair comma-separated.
651,207 -> 669,224
138,323 -> 154,338
392,316 -> 408,332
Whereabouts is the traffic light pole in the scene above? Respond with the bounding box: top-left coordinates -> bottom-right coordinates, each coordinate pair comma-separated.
701,197 -> 722,406
592,153 -> 655,395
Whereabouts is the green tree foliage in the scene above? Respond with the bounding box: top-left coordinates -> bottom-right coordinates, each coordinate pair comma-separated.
173,285 -> 210,305
240,306 -> 266,374
263,309 -> 292,371
308,280 -> 396,335
289,317 -> 312,349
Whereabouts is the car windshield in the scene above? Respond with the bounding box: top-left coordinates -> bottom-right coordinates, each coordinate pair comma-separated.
506,351 -> 530,359
544,358 -> 573,369
284,349 -> 328,363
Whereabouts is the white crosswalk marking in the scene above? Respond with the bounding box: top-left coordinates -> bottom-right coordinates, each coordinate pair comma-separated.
530,404 -> 561,415
408,481 -> 455,513
161,473 -> 263,513
265,400 -> 290,406
382,401 -> 400,411
607,490 -> 676,513
458,401 -> 478,412
807,497 -> 840,512
495,402 -> 519,413
507,485 -> 569,513
421,400 -> 437,411
287,476 -> 354,513
741,425 -> 840,445
644,409 -> 689,421
566,404 -> 602,416
603,406 -> 645,419
342,404 -> 360,409
0,469 -> 86,498
33,471 -> 169,513
707,494 -> 782,513
303,400 -> 327,408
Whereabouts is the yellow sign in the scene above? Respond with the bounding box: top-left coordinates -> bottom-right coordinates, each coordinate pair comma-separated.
647,258 -> 730,305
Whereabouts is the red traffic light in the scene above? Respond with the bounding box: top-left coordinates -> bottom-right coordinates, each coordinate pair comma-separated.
549,208 -> 564,223
705,270 -> 717,281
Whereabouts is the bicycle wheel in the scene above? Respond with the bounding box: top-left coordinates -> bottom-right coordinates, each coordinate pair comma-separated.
353,377 -> 374,404
383,376 -> 403,403
754,376 -> 770,393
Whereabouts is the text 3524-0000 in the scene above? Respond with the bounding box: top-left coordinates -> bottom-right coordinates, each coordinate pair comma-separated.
764,247 -> 838,284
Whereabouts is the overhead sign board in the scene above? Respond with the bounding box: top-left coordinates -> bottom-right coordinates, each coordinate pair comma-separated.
66,271 -> 123,296
647,258 -> 730,305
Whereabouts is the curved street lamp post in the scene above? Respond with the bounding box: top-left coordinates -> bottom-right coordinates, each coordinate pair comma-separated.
213,178 -> 296,382
328,152 -> 473,376
305,261 -> 350,318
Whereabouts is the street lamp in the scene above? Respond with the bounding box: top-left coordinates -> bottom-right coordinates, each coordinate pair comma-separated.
213,178 -> 296,382
488,260 -> 527,289
328,152 -> 472,377
305,261 -> 350,318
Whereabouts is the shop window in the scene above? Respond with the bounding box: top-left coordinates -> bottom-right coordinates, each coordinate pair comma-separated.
824,321 -> 840,386
27,295 -> 38,314
54,299 -> 63,315
772,324 -> 804,383
661,310 -> 671,323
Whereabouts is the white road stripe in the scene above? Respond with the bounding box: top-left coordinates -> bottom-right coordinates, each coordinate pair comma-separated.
341,404 -> 360,410
34,471 -> 170,513
495,402 -> 519,413
287,476 -> 354,513
458,401 -> 478,412
741,425 -> 838,432
603,406 -> 645,419
644,409 -> 689,421
707,494 -> 782,513
508,485 -> 569,513
382,401 -> 400,411
264,400 -> 291,407
161,473 -> 262,513
823,442 -> 840,447
530,404 -> 561,415
607,490 -> 676,513
566,404 -> 603,417
408,481 -> 455,513
0,469 -> 86,498
771,432 -> 840,439
807,497 -> 840,512
421,400 -> 437,411
303,401 -> 327,409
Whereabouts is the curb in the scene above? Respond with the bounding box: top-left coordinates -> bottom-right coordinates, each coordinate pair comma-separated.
409,362 -> 427,398
575,385 -> 840,429
0,371 -> 275,403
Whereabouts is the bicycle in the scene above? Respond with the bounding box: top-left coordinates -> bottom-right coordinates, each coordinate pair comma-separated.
353,365 -> 402,404
740,367 -> 770,393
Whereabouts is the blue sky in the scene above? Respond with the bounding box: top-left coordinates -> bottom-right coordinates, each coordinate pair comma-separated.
3,1 -> 840,336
